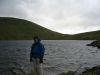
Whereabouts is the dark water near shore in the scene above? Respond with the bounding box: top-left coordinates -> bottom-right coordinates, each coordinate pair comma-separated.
0,40 -> 100,75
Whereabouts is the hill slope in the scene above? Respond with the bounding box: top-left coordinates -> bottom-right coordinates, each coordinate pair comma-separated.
73,30 -> 100,40
0,17 -> 100,40
0,17 -> 66,40
62,30 -> 100,40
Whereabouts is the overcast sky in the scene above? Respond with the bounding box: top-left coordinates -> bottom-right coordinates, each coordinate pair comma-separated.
0,0 -> 100,34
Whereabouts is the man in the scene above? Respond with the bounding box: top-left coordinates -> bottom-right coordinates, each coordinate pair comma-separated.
30,36 -> 45,75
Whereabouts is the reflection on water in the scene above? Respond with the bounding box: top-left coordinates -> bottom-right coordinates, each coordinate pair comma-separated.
0,40 -> 100,75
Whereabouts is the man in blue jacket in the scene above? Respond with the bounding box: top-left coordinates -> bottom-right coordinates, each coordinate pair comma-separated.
30,36 -> 45,75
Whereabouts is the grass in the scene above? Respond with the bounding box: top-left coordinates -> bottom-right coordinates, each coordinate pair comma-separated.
73,30 -> 100,40
0,17 -> 65,40
0,17 -> 100,40
95,40 -> 100,48
58,71 -> 75,75
28,71 -> 35,75
62,30 -> 100,40
82,66 -> 100,75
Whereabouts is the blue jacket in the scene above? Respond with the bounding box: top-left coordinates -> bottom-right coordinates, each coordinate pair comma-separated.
30,41 -> 45,59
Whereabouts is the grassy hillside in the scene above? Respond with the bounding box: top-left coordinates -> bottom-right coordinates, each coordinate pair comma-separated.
0,17 -> 100,40
72,31 -> 100,40
62,31 -> 100,40
0,17 -> 66,40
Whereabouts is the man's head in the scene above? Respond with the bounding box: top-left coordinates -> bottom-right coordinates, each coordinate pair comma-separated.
33,36 -> 40,43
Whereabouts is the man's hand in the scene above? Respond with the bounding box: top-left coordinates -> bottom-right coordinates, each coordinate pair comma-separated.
40,58 -> 43,63
30,58 -> 32,62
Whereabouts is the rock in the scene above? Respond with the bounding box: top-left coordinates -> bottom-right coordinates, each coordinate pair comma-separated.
87,41 -> 100,49
87,41 -> 97,46
1,70 -> 13,75
0,67 -> 27,75
58,71 -> 75,75
9,67 -> 27,75
82,65 -> 100,75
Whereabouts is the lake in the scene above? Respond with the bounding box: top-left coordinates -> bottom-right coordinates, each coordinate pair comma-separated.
0,40 -> 100,75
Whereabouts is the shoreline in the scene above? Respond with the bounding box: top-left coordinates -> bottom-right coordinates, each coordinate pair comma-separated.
58,65 -> 100,75
87,40 -> 100,49
58,41 -> 100,75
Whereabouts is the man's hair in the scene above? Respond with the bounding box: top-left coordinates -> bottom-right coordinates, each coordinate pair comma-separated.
33,36 -> 40,40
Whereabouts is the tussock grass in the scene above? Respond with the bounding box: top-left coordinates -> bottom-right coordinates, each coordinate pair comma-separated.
0,17 -> 64,40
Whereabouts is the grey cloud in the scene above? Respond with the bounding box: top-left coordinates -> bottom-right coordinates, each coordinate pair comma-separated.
0,0 -> 100,34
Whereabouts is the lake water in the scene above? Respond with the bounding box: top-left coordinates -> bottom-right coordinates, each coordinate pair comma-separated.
0,40 -> 100,75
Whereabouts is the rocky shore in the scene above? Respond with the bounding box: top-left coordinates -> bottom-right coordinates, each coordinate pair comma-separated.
58,65 -> 100,75
58,41 -> 100,75
82,65 -> 100,75
87,40 -> 100,49
1,67 -> 27,75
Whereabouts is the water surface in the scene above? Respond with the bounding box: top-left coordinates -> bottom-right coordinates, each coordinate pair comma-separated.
0,40 -> 100,75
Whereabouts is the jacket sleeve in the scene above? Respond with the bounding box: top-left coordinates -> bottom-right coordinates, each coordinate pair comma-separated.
30,44 -> 34,59
40,44 -> 45,58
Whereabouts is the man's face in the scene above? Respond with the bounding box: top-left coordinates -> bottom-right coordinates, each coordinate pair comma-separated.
34,39 -> 38,43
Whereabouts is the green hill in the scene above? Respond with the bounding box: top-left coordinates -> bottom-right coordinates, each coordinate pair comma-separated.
72,30 -> 100,40
0,17 -> 100,40
0,17 -> 66,40
62,30 -> 100,40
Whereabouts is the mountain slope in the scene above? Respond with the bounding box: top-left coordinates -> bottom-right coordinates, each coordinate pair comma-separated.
62,30 -> 100,40
73,30 -> 100,40
0,17 -> 100,40
0,17 -> 65,40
